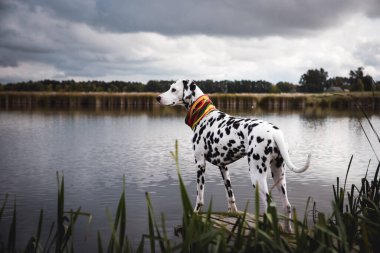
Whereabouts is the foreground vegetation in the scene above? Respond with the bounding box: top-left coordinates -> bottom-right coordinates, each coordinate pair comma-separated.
1,137 -> 380,252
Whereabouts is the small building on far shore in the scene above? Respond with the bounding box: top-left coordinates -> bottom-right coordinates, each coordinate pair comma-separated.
325,86 -> 345,93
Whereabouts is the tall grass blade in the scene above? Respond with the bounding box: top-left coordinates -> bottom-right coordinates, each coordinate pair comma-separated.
343,155 -> 353,193
171,140 -> 193,217
0,194 -> 8,222
97,232 -> 104,253
374,162 -> 380,183
7,199 -> 16,253
145,192 -> 156,253
34,209 -> 44,253
56,172 -> 65,253
357,118 -> 380,162
359,106 -> 380,143
43,222 -> 55,253
364,159 -> 371,180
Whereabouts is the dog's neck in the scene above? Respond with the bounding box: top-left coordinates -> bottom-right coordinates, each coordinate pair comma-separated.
184,92 -> 216,130
185,87 -> 204,111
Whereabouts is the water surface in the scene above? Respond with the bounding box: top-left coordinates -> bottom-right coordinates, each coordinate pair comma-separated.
0,108 -> 379,250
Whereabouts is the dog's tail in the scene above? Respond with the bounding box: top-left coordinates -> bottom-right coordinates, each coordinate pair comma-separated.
273,130 -> 311,173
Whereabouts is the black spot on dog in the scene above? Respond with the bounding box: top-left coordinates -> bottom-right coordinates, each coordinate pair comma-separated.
217,114 -> 224,121
264,146 -> 273,155
256,136 -> 264,143
192,133 -> 198,143
190,82 -> 196,91
228,190 -> 233,197
238,131 -> 245,139
252,184 -> 255,189
259,168 -> 263,174
276,157 -> 284,167
281,186 -> 285,194
210,119 -> 216,127
233,122 -> 240,129
252,153 -> 260,160
198,124 -> 206,136
183,80 -> 189,88
273,126 -> 279,129
225,127 -> 231,135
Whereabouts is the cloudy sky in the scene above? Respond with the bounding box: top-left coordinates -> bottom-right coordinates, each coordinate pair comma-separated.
0,0 -> 380,84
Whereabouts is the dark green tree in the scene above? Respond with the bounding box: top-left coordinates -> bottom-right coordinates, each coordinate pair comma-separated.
349,67 -> 375,91
276,82 -> 296,93
299,68 -> 328,93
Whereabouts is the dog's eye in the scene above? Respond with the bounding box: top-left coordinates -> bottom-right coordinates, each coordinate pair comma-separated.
171,88 -> 176,92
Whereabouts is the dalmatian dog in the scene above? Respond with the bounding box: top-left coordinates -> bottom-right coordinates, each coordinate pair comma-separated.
156,79 -> 311,232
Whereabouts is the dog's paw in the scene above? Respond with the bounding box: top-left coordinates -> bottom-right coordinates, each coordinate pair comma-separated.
228,203 -> 239,213
280,223 -> 293,234
193,203 -> 203,213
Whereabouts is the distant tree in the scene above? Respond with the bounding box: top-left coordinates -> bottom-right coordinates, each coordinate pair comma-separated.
326,76 -> 350,89
276,82 -> 296,93
145,80 -> 172,92
356,79 -> 364,92
376,81 -> 380,91
349,67 -> 375,91
299,68 -> 328,93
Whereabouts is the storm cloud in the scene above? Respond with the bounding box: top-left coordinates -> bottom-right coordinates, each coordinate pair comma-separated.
1,0 -> 380,83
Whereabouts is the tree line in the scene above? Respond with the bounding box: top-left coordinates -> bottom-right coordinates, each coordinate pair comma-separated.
1,67 -> 379,93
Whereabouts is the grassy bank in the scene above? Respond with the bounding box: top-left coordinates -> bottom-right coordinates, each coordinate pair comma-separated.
1,140 -> 380,252
0,92 -> 380,111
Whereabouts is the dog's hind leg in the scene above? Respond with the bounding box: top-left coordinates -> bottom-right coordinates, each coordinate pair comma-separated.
271,157 -> 292,233
249,160 -> 270,212
219,166 -> 238,212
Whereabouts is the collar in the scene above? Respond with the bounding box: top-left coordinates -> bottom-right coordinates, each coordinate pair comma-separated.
185,95 -> 216,130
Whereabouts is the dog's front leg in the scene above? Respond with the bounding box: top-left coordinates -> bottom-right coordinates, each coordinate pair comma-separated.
194,158 -> 206,213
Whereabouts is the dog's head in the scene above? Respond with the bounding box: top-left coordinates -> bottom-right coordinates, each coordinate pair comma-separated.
156,79 -> 197,108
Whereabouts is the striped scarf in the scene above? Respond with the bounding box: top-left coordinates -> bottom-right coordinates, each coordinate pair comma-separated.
185,95 -> 216,130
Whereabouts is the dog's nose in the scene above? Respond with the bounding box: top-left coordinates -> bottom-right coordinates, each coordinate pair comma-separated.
156,96 -> 161,102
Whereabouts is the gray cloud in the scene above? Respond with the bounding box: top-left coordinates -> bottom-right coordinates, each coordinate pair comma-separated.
12,0 -> 377,37
1,0 -> 380,83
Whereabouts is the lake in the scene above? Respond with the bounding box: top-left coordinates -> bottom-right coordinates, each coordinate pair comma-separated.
0,108 -> 379,251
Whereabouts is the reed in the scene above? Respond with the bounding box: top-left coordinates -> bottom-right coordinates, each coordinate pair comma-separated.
1,92 -> 379,111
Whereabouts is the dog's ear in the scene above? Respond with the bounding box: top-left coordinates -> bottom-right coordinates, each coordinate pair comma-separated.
190,81 -> 196,91
183,80 -> 189,90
